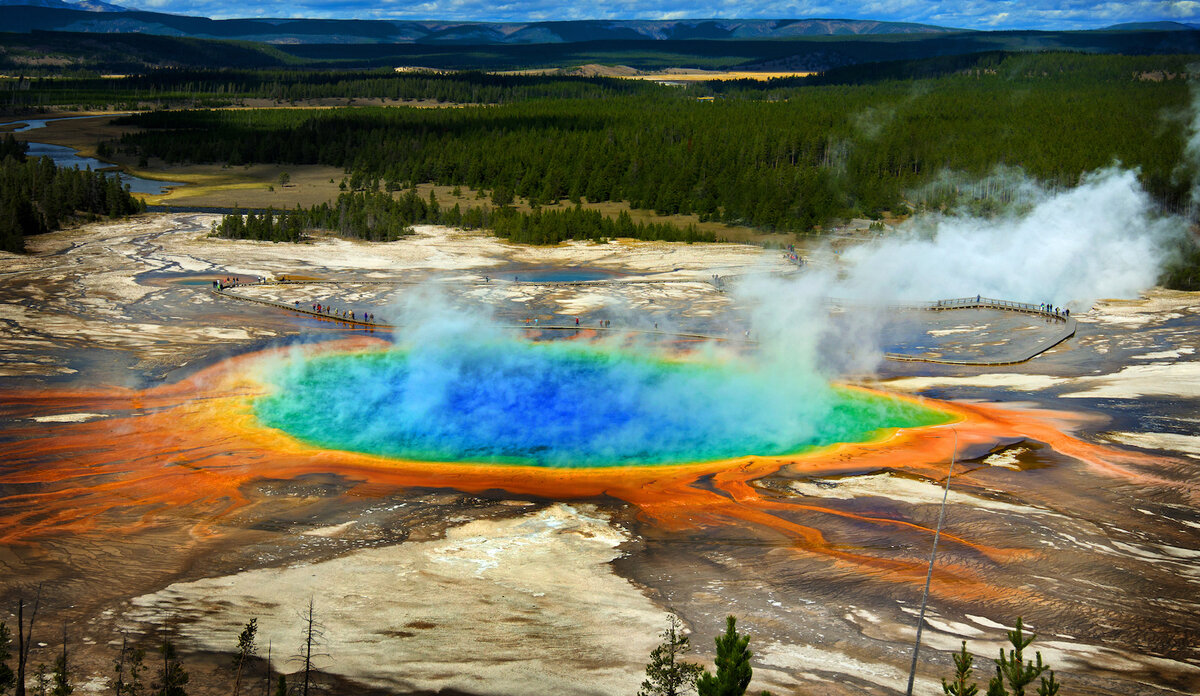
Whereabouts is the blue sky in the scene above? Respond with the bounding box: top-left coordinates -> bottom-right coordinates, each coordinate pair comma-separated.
122,0 -> 1200,30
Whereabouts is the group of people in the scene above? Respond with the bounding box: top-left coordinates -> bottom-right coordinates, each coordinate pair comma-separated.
784,244 -> 805,267
928,297 -> 1070,318
1039,303 -> 1070,317
212,275 -> 264,291
526,317 -> 612,328
303,302 -> 376,323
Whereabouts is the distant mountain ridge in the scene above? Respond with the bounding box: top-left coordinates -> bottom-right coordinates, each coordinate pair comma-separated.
0,0 -> 126,11
1104,21 -> 1200,31
0,7 -> 963,44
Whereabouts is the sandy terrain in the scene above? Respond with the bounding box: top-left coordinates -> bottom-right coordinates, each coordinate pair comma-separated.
125,504 -> 667,696
502,65 -> 814,81
0,215 -> 785,379
140,163 -> 349,208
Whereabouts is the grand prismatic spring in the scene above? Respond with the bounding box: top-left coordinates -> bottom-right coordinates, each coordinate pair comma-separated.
1,213 -> 1199,696
254,343 -> 952,467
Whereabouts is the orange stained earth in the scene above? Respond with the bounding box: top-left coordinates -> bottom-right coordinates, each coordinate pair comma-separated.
0,336 -> 1173,605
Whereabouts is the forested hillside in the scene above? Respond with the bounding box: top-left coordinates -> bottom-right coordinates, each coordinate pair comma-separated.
0,134 -> 145,253
5,69 -> 660,111
117,53 -> 1193,233
2,25 -> 1199,76
214,190 -> 712,245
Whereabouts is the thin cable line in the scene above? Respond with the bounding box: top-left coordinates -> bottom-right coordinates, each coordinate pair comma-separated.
906,427 -> 957,696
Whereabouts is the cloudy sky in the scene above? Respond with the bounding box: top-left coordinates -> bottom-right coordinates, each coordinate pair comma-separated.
123,0 -> 1200,30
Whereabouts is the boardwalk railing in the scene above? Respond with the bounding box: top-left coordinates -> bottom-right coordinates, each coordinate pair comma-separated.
925,296 -> 1071,321
826,295 -> 1071,322
881,296 -> 1076,366
210,284 -> 752,342
211,283 -> 1074,365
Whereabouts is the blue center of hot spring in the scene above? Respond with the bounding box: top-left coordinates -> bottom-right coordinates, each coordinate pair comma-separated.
254,343 -> 950,468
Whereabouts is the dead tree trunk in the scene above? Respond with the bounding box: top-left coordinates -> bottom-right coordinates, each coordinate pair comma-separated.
302,600 -> 314,696
15,585 -> 43,696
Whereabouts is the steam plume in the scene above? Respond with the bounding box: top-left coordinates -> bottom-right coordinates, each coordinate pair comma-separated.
837,167 -> 1179,306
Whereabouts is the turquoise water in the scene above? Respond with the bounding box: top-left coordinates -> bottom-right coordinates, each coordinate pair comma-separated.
501,267 -> 621,282
254,343 -> 950,468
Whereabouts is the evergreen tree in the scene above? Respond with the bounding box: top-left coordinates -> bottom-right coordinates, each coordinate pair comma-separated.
946,618 -> 1061,696
272,675 -> 286,696
50,632 -> 70,696
990,618 -> 1047,696
113,635 -> 127,696
639,616 -> 703,696
942,641 -> 979,696
153,642 -> 187,696
125,647 -> 146,696
114,639 -> 146,696
490,185 -> 514,207
231,619 -> 258,696
985,671 -> 1007,696
32,665 -> 47,696
1036,671 -> 1059,696
0,623 -> 14,696
0,156 -> 143,253
1160,236 -> 1200,290
0,134 -> 26,162
696,617 -> 757,696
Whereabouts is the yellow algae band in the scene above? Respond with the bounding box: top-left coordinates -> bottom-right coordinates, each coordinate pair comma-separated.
252,342 -> 953,468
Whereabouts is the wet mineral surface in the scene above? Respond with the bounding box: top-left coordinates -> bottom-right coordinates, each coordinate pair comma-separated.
1,215 -> 1198,696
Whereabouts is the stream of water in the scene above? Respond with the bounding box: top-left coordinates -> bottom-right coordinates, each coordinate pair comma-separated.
2,115 -> 185,195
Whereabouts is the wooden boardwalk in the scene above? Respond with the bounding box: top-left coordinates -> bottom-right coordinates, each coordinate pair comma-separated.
212,284 -> 1074,364
871,296 -> 1077,366
211,284 -> 753,343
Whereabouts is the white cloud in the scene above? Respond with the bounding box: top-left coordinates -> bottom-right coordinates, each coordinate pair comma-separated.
121,0 -> 1200,29
1167,0 -> 1200,17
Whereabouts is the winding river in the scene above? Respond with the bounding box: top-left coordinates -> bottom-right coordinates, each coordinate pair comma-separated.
1,114 -> 184,195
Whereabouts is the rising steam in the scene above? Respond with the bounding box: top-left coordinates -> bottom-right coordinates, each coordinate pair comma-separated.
730,164 -> 1185,375
838,167 -> 1179,306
